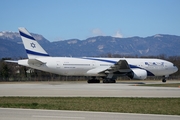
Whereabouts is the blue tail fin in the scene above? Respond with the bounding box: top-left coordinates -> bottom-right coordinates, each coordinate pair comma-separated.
18,27 -> 50,59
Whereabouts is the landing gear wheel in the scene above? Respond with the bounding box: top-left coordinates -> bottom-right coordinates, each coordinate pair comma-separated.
162,79 -> 166,83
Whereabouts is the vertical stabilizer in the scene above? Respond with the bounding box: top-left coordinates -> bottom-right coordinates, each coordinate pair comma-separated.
18,27 -> 50,59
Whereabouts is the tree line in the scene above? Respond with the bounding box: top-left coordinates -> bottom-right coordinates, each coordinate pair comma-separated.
0,54 -> 179,81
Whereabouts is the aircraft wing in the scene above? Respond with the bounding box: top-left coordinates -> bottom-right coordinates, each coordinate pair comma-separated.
99,59 -> 131,74
87,67 -> 109,75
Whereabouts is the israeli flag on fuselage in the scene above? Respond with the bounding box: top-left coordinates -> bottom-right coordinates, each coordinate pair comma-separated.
18,27 -> 50,59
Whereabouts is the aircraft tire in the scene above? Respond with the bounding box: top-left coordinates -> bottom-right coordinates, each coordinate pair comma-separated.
162,79 -> 166,83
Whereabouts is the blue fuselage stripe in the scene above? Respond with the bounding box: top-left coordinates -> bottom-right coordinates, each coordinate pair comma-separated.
82,58 -> 116,64
26,49 -> 50,56
19,31 -> 36,40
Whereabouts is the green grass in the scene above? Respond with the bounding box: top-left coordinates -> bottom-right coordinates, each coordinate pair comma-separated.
139,83 -> 180,87
0,97 -> 180,115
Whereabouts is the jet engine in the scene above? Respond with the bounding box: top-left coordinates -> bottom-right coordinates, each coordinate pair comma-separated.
127,68 -> 147,80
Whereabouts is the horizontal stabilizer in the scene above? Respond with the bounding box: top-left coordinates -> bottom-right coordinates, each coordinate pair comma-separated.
28,59 -> 46,66
4,60 -> 18,63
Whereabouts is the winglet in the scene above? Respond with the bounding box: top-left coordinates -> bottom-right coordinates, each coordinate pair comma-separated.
18,27 -> 50,59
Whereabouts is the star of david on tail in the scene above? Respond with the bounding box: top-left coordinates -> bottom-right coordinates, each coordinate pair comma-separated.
18,27 -> 50,59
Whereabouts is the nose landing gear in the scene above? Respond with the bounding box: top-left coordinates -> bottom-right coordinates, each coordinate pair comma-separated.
162,76 -> 168,83
162,78 -> 166,83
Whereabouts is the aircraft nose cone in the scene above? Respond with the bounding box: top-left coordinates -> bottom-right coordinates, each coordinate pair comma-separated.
174,66 -> 178,73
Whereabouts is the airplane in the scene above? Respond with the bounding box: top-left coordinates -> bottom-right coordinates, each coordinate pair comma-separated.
6,27 -> 178,83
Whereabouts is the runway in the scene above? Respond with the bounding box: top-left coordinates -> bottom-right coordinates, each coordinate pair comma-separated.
1,108 -> 180,120
0,81 -> 180,97
0,81 -> 180,120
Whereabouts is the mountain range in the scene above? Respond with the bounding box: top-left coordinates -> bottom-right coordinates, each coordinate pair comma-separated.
0,31 -> 180,59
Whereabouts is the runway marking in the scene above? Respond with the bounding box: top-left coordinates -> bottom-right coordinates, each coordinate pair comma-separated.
32,115 -> 85,119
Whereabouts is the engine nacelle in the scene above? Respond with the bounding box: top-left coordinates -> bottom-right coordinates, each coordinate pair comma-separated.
127,68 -> 147,80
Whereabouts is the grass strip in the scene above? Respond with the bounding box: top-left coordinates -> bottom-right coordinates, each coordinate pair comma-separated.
139,83 -> 180,87
0,97 -> 180,115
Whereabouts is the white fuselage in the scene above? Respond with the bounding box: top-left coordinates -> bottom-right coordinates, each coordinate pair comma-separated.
18,57 -> 178,77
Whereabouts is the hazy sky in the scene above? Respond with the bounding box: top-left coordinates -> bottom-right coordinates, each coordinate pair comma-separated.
0,0 -> 180,41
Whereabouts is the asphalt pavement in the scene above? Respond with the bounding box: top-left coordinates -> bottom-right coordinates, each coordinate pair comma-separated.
0,81 -> 179,97
0,108 -> 180,120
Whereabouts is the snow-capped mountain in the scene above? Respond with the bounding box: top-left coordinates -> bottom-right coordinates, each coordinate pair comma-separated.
0,31 -> 180,58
